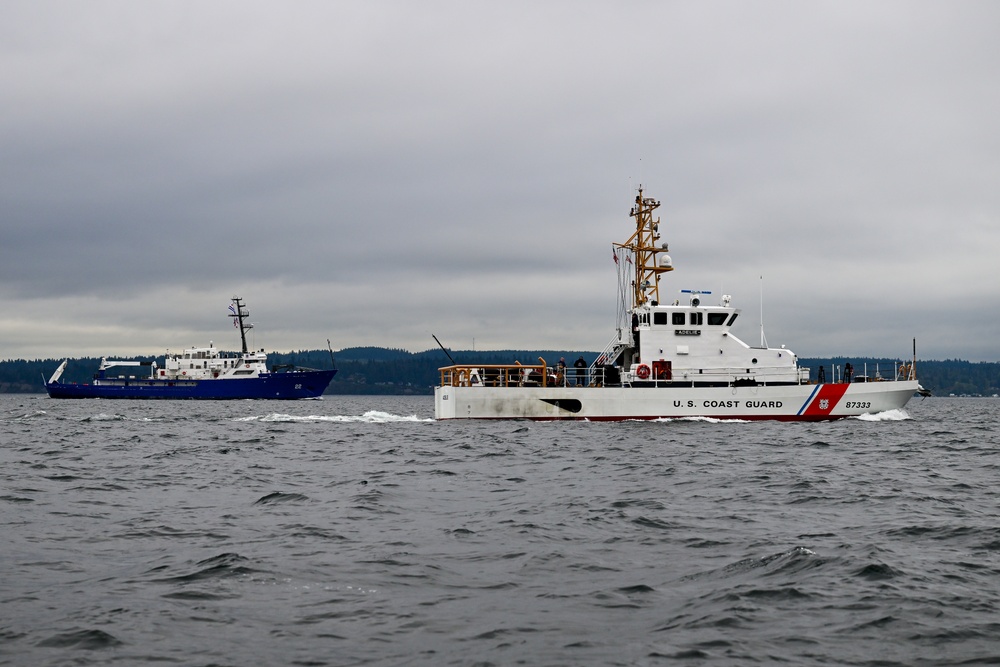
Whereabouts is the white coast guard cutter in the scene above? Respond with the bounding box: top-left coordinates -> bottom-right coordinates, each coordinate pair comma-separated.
434,187 -> 923,420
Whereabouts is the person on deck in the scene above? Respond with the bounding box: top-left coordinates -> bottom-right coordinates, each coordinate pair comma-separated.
574,356 -> 587,386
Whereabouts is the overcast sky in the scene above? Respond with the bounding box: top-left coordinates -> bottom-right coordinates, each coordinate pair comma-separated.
3,1 -> 998,363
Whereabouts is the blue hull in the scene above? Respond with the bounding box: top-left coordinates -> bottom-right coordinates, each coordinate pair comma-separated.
46,369 -> 336,400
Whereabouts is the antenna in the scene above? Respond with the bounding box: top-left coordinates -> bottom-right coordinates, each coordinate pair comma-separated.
613,186 -> 673,308
230,296 -> 253,354
759,276 -> 768,348
432,334 -> 456,364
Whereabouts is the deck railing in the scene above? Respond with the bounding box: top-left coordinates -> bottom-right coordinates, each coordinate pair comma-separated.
439,359 -> 548,388
439,360 -> 914,388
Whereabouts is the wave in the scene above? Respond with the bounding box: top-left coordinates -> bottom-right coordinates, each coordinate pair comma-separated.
254,491 -> 309,505
854,408 -> 911,422
80,413 -> 157,422
37,628 -> 123,649
0,409 -> 48,422
82,413 -> 128,422
650,416 -> 751,424
235,410 -> 433,423
155,552 -> 259,584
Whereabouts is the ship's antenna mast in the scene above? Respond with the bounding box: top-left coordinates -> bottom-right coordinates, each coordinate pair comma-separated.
230,296 -> 253,354
759,276 -> 768,348
613,186 -> 674,308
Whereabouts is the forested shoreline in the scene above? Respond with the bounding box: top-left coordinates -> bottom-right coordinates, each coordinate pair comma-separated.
2,347 -> 997,397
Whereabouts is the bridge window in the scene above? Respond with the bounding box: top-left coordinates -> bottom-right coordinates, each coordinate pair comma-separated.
689,312 -> 703,325
672,312 -> 685,325
727,313 -> 739,326
654,312 -> 667,325
707,313 -> 728,326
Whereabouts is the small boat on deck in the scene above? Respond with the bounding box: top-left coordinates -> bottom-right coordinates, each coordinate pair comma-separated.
434,187 -> 924,420
45,297 -> 336,399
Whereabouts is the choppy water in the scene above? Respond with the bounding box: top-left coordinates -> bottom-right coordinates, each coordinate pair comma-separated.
1,395 -> 998,666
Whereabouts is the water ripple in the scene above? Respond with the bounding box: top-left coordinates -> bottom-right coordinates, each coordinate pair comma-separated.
2,395 -> 997,666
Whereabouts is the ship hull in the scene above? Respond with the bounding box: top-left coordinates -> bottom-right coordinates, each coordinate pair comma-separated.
46,369 -> 336,400
434,380 -> 919,420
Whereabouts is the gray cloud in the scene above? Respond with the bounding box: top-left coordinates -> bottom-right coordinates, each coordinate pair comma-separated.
2,1 -> 998,362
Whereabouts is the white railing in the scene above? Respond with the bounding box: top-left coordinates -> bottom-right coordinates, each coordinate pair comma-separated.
592,335 -> 627,372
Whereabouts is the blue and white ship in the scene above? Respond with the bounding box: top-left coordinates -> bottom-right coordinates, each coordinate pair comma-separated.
45,297 -> 337,399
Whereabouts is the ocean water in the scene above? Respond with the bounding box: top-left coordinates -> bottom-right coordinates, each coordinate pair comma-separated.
1,394 -> 998,666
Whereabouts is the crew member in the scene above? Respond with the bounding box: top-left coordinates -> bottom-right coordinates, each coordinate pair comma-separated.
574,356 -> 587,386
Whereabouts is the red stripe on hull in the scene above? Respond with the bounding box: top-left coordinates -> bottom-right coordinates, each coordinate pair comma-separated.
799,383 -> 851,417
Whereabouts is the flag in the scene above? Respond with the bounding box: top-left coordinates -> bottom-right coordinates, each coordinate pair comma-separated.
613,251 -> 619,265
229,303 -> 238,326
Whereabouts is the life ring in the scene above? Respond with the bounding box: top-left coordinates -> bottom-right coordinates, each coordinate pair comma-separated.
245,364 -> 250,368
636,364 -> 651,380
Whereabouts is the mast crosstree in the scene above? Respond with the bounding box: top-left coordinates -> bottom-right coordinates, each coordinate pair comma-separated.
614,187 -> 674,308
229,296 -> 253,354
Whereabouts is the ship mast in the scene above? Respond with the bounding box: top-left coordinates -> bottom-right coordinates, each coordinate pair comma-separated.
613,187 -> 674,308
229,296 -> 253,354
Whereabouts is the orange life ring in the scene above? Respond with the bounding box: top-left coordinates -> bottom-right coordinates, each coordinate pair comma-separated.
636,364 -> 651,380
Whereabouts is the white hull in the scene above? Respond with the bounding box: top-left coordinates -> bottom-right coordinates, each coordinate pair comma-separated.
434,380 -> 919,420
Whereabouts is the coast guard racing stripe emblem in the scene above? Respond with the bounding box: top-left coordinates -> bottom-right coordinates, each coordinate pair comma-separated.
798,383 -> 851,417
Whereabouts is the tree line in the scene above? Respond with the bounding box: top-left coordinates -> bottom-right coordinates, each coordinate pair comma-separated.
2,348 -> 997,397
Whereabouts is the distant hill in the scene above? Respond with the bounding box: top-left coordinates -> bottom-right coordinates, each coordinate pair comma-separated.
334,346 -> 416,362
3,349 -> 998,396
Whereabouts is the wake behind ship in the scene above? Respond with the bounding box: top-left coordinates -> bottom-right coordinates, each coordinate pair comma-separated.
45,297 -> 336,400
